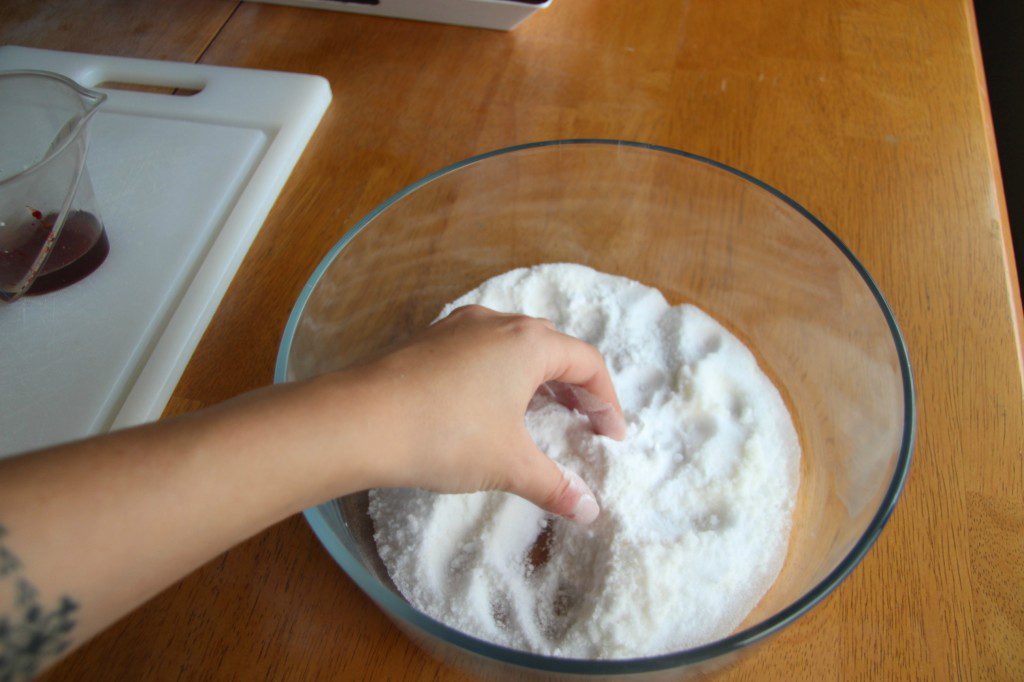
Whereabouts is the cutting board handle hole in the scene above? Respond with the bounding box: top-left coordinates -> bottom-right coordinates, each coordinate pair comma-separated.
96,81 -> 204,97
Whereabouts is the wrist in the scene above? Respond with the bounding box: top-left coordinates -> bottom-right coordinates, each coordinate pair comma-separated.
177,375 -> 379,519
290,366 -> 416,501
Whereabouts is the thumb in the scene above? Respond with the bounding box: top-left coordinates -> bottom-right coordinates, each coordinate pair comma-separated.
508,436 -> 601,524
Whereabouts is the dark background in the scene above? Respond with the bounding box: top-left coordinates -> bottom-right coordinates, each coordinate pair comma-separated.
975,0 -> 1022,296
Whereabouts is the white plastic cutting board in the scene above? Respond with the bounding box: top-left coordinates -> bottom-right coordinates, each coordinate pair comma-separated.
0,46 -> 332,458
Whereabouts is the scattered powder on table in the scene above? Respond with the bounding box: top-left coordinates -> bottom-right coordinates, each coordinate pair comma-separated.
369,263 -> 800,658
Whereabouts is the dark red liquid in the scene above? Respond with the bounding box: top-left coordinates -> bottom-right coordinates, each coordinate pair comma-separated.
0,210 -> 109,297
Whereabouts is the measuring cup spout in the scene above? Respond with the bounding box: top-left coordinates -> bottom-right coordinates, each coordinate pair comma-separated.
45,77 -> 107,157
77,81 -> 106,119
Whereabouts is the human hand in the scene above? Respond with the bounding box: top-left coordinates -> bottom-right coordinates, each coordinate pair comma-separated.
336,304 -> 626,523
0,308 -> 623,673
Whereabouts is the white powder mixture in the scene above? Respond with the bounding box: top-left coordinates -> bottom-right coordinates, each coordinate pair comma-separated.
369,263 -> 800,658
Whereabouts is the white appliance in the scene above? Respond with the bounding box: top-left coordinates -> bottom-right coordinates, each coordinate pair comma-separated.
247,0 -> 552,31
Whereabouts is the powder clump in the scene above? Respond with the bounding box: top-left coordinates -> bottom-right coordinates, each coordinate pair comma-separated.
370,263 -> 800,658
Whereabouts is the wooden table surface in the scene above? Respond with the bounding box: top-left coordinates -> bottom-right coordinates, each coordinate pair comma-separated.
3,0 -> 1022,679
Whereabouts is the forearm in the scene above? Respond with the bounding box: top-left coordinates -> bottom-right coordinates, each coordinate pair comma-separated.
0,308 -> 623,679
0,372 -> 385,676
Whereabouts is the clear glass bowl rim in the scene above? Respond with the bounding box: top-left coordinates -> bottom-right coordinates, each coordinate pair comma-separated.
274,139 -> 916,675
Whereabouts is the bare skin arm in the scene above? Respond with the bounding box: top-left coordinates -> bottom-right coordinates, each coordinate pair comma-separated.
0,306 -> 625,679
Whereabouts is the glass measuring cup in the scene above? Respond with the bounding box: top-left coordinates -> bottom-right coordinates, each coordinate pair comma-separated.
0,70 -> 109,301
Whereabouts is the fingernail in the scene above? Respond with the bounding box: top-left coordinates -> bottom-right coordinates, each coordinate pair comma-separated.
568,385 -> 607,413
587,405 -> 628,441
571,492 -> 600,525
559,464 -> 601,524
568,386 -> 627,441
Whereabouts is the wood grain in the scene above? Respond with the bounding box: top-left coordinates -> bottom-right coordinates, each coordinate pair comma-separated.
6,0 -> 1021,679
0,0 -> 238,62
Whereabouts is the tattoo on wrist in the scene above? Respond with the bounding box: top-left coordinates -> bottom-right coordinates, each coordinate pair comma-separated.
0,524 -> 78,682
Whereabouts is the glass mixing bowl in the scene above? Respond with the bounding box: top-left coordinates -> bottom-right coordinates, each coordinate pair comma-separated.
275,140 -> 914,679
